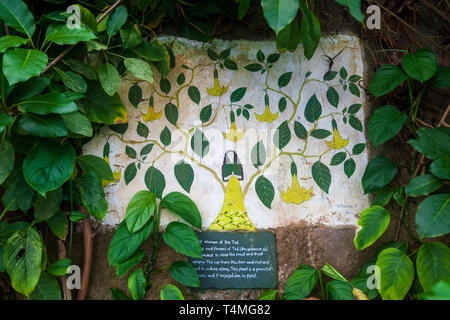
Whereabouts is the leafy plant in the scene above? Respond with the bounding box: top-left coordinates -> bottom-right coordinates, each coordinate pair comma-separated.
108,190 -> 202,300
354,47 -> 450,300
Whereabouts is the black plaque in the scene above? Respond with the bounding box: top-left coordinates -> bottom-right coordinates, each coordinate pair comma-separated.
188,231 -> 277,289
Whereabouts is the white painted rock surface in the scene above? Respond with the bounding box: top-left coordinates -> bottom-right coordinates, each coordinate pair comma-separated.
83,35 -> 369,230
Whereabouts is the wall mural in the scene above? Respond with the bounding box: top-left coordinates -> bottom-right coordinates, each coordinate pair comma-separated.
83,36 -> 370,230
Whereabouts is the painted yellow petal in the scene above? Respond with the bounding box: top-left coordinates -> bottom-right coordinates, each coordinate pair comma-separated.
326,129 -> 349,149
281,175 -> 313,205
223,122 -> 245,142
256,105 -> 279,123
142,106 -> 162,122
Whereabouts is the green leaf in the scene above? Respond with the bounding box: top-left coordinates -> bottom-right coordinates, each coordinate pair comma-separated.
327,280 -> 354,300
160,126 -> 171,146
369,65 -> 408,97
405,174 -> 444,197
46,210 -> 67,240
224,59 -> 238,70
238,0 -> 251,19
408,127 -> 450,160
349,83 -> 360,97
324,71 -> 337,81
123,163 -> 136,186
351,263 -> 379,300
244,63 -> 263,72
362,156 -> 397,194
0,139 -> 14,185
294,121 -> 307,140
4,228 -> 42,297
273,121 -> 291,149
78,155 -> 114,180
278,72 -> 293,88
163,222 -> 202,258
165,103 -> 178,126
284,265 -> 317,300
59,71 -> 87,93
80,80 -> 127,125
108,220 -> 153,267
278,97 -> 287,113
352,143 -> 365,155
169,261 -> 199,287
230,87 -> 247,103
2,49 -> 48,85
177,72 -> 185,86
321,264 -> 350,283
0,0 -> 35,38
124,58 -> 153,84
174,161 -> 194,193
188,86 -> 200,105
29,272 -> 61,300
140,143 -> 154,156
276,19 -> 300,52
344,158 -> 356,178
110,288 -> 129,300
376,248 -> 414,300
69,211 -> 88,222
267,53 -> 280,63
44,24 -> 96,45
120,23 -> 142,49
416,242 -> 450,292
416,193 -> 450,238
47,258 -> 71,276
402,48 -> 437,82
23,141 -> 75,196
330,152 -> 346,166
251,141 -> 266,168
312,161 -> 331,193
0,35 -> 29,53
161,192 -> 202,229
125,145 -> 137,159
354,206 -> 390,250
128,268 -> 146,300
334,0 -> 364,22
368,105 -> 407,146
191,129 -> 209,158
160,284 -> 184,300
98,63 -> 120,96
144,166 -> 165,199
326,87 -> 339,108
348,104 -> 362,114
261,0 -> 299,34
310,129 -> 332,139
418,281 -> 450,300
298,0 -> 321,59
430,158 -> 450,180
7,77 -> 48,104
126,191 -> 156,233
160,78 -> 171,95
75,172 -> 108,220
348,115 -> 362,131
373,186 -> 394,206
116,249 -> 145,279
304,94 -> 322,123
428,65 -> 450,88
258,289 -> 279,300
34,188 -> 63,221
200,104 -> 212,123
128,84 -> 142,108
19,92 -> 78,115
255,176 -> 275,209
107,5 -> 127,37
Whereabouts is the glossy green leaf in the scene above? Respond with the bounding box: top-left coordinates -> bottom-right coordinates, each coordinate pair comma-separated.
19,92 -> 78,115
106,5 -> 127,37
354,206 -> 390,250
373,186 -> 394,206
321,264 -> 350,283
298,0 -> 321,59
416,242 -> 450,292
163,222 -> 202,258
124,58 -> 153,84
120,23 -> 142,49
0,0 -> 35,38
408,127 -> 450,160
47,258 -> 71,276
283,265 -> 317,300
276,19 -> 300,52
59,71 -> 87,93
69,211 -> 88,222
98,63 -> 120,96
327,280 -> 354,300
77,155 -> 114,180
110,288 -> 129,300
261,0 -> 299,34
126,191 -> 156,233
0,139 -> 14,185
428,65 -> 450,88
416,193 -> 450,238
369,65 -> 408,97
430,158 -> 450,180
2,49 -> 48,85
128,268 -> 146,300
116,249 -> 145,279
161,192 -> 202,229
0,35 -> 29,53
405,174 -> 444,197
34,187 -> 63,221
45,24 -> 96,45
368,105 -> 407,146
75,172 -> 108,220
160,284 -> 184,300
258,289 -> 280,300
169,261 -> 199,287
362,156 -> 397,194
29,272 -> 61,300
402,48 -> 437,82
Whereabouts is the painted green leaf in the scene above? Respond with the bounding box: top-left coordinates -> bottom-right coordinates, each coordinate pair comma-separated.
230,87 -> 247,103
34,188 -> 63,222
124,163 -> 137,186
416,242 -> 450,292
344,158 -> 356,178
376,248 -> 414,300
416,193 -> 450,238
165,103 -> 178,126
124,58 -> 153,84
402,47 -> 437,82
267,53 -> 280,64
369,65 -> 408,97
298,0 -> 321,60
78,155 -> 113,180
128,268 -> 146,300
0,35 -> 29,53
128,84 -> 142,108
294,121 -> 307,140
160,284 -> 184,300
408,127 -> 450,160
349,83 -> 360,97
362,156 -> 397,194
29,272 -> 61,300
174,161 -> 194,193
4,228 -> 42,297
326,87 -> 339,108
330,152 -> 345,167
169,261 -> 199,288
430,158 -> 450,180
160,126 -> 171,146
352,143 -> 365,155
163,222 -> 202,258
191,129 -> 209,158
108,220 -> 153,267
188,86 -> 200,105
137,121 -> 149,138
2,49 -> 47,85
405,174 -> 444,197
348,104 -> 362,114
125,145 -> 137,159
160,78 -> 171,94
126,191 -> 156,234
98,63 -> 120,96
310,129 -> 332,139
23,141 -> 75,196
251,141 -> 266,168
354,206 -> 390,250
304,94 -> 322,123
279,97 -> 287,113
261,0 -> 299,34
244,63 -> 263,72
106,5 -> 127,36
312,161 -> 331,194
176,72 -> 185,86
140,143 -> 154,156
349,115 -> 362,131
0,0 -> 35,38
162,192 -> 202,229
278,72 -> 293,88
273,121 -> 291,149
200,104 -> 212,123
324,71 -> 337,81
368,105 -> 407,146
45,24 -> 96,45
75,172 -> 108,220
255,176 -> 275,209
144,166 -> 165,199
283,265 -> 317,300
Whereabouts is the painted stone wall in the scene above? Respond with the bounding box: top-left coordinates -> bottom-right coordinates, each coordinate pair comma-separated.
83,35 -> 369,232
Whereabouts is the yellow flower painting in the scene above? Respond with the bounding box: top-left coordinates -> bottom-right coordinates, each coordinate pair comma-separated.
280,174 -> 313,205
255,105 -> 279,123
326,129 -> 349,149
207,69 -> 229,97
142,106 -> 162,122
222,122 -> 245,142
